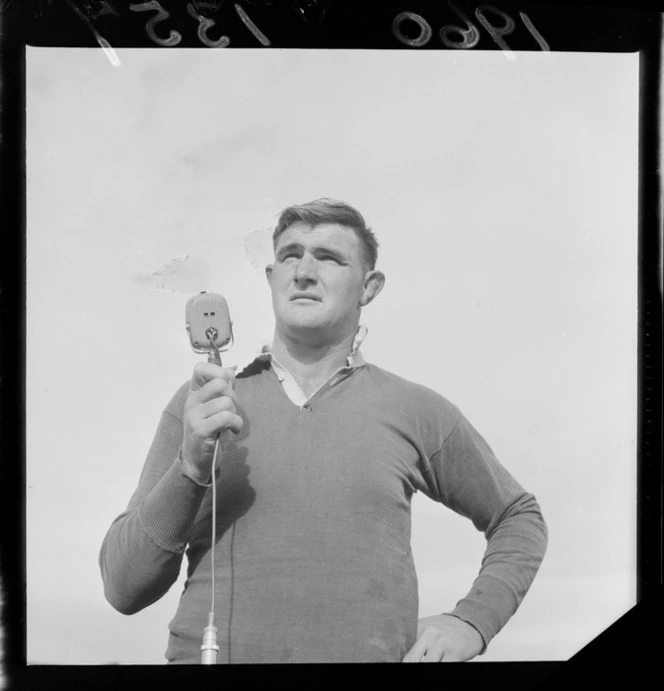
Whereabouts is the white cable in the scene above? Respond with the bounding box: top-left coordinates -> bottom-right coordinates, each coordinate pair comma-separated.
210,437 -> 218,615
209,344 -> 222,618
201,342 -> 221,665
201,433 -> 220,664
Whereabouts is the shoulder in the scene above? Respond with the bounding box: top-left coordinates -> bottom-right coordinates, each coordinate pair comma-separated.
360,363 -> 461,422
361,362 -> 455,404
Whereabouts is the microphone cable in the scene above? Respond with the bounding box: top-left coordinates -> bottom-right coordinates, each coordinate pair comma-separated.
201,329 -> 222,665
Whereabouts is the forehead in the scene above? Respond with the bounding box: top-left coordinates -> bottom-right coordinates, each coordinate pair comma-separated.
276,222 -> 362,255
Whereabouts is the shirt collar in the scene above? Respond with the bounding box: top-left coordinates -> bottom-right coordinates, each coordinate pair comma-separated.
249,323 -> 368,372
348,323 -> 367,367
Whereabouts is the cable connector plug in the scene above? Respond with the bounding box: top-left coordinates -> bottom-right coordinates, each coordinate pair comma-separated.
206,330 -> 222,367
201,611 -> 219,665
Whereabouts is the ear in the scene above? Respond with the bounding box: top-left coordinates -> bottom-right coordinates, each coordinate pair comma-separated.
359,270 -> 385,307
265,264 -> 273,285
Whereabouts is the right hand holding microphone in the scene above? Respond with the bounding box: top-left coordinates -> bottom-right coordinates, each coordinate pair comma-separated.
181,362 -> 243,483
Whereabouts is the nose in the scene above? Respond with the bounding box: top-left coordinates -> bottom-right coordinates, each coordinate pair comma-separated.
293,253 -> 318,286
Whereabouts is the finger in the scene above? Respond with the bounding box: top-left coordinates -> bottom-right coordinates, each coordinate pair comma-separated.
440,650 -> 465,663
194,377 -> 239,406
190,363 -> 237,392
199,410 -> 244,436
199,395 -> 237,421
187,376 -> 237,406
422,638 -> 448,663
402,636 -> 429,663
190,362 -> 223,390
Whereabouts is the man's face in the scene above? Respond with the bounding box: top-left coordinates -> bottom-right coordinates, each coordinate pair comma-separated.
266,222 -> 378,345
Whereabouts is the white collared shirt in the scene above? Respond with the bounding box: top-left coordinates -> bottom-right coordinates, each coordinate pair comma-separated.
241,324 -> 368,408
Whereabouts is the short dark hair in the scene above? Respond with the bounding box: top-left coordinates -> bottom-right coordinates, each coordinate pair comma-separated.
273,198 -> 379,270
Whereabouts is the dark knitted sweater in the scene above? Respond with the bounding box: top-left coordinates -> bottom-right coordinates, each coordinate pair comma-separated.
99,360 -> 547,663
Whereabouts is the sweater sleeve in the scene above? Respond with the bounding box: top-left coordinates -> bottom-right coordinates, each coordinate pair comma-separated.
422,413 -> 548,652
99,386 -> 211,615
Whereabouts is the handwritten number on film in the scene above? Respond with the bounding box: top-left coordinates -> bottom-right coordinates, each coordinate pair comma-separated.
439,2 -> 481,49
129,1 -> 182,47
186,2 -> 230,48
475,4 -> 517,52
129,1 -> 270,47
393,2 -> 550,51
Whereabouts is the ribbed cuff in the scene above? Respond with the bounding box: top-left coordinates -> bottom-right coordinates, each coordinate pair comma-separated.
137,454 -> 210,553
446,574 -> 520,653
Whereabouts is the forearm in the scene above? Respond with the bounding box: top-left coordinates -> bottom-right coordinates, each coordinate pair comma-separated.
447,493 -> 548,650
99,452 -> 210,614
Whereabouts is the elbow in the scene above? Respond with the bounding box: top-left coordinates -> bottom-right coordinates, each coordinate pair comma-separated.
99,552 -> 175,616
538,507 -> 549,542
526,494 -> 549,545
101,573 -> 149,616
99,549 -> 151,616
99,515 -> 183,616
102,573 -> 170,615
106,592 -> 142,616
486,492 -> 549,548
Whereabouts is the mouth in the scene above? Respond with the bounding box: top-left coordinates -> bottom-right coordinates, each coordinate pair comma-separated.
290,294 -> 321,302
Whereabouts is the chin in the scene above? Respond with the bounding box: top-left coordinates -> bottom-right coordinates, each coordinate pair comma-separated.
280,305 -> 324,326
285,317 -> 327,332
276,310 -> 329,335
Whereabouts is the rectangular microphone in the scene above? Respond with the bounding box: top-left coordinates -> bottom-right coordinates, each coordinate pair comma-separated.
185,292 -> 233,353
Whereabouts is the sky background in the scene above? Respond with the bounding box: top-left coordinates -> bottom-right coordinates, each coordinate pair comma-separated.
26,47 -> 638,664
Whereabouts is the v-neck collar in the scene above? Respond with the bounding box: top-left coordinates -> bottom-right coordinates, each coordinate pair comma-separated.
239,325 -> 368,409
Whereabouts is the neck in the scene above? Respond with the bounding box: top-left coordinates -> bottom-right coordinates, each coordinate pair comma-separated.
270,328 -> 357,393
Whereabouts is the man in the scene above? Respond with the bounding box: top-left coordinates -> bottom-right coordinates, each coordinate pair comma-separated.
100,198 -> 547,664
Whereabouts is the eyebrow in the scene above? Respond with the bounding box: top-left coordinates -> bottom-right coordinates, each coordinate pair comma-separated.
276,243 -> 302,260
276,242 -> 347,262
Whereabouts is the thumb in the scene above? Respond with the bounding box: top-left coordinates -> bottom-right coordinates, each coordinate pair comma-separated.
221,364 -> 238,387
